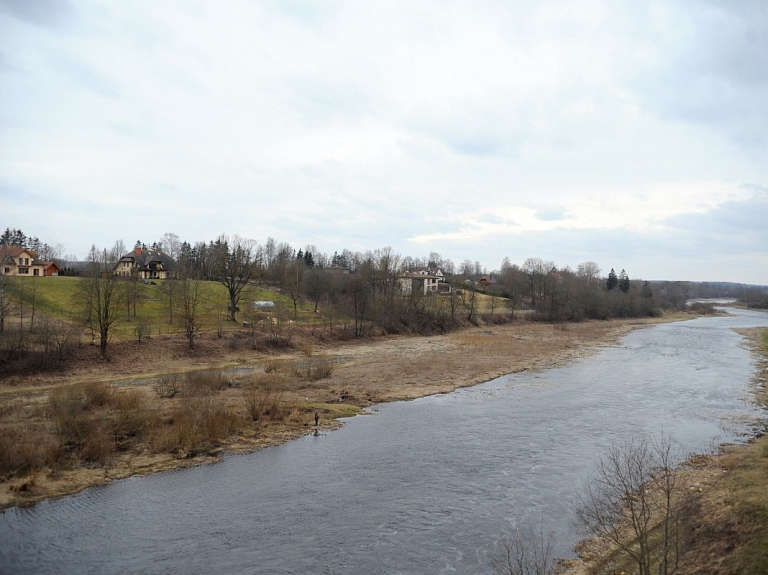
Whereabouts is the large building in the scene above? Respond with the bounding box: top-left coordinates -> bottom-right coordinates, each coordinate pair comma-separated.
115,248 -> 177,280
0,246 -> 58,277
397,268 -> 452,295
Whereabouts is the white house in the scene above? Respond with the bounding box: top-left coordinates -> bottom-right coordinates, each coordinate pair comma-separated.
397,268 -> 451,295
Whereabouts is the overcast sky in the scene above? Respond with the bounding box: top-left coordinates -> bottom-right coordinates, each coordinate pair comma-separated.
1,0 -> 766,284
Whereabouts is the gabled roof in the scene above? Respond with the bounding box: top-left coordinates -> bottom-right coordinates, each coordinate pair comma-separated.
119,248 -> 177,272
0,246 -> 38,260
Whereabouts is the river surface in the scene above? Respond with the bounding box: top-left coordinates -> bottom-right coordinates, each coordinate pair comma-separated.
1,309 -> 767,575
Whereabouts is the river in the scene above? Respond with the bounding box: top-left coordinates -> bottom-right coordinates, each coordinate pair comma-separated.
1,308 -> 766,575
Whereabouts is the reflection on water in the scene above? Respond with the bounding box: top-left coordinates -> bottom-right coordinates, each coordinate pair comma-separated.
1,309 -> 766,575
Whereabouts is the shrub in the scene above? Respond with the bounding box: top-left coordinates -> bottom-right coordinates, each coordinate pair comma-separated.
308,358 -> 334,381
184,369 -> 229,396
243,384 -> 285,422
0,427 -> 58,479
263,360 -> 281,373
79,420 -> 115,465
151,394 -> 239,455
81,381 -> 112,408
133,318 -> 152,342
153,374 -> 181,398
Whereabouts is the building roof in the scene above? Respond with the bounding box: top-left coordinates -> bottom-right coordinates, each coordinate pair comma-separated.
118,248 -> 177,272
0,246 -> 38,260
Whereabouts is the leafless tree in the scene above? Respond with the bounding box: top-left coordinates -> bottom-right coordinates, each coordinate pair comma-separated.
574,434 -> 686,575
522,258 -> 554,313
0,242 -> 16,334
160,277 -> 178,324
177,265 -> 206,349
159,232 -> 181,260
33,316 -> 75,368
215,235 -> 260,321
576,261 -> 601,288
79,244 -> 125,357
488,523 -> 556,575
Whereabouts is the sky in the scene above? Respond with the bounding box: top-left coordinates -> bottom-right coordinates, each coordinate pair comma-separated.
1,0 -> 767,284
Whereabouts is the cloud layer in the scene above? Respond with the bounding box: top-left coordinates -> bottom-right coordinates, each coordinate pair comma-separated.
1,0 -> 766,283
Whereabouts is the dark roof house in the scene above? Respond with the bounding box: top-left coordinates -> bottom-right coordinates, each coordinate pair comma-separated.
115,248 -> 177,279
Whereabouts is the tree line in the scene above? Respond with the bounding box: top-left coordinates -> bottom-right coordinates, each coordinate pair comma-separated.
15,226 -> 765,366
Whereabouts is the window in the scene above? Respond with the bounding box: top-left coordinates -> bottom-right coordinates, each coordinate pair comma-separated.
19,267 -> 29,274
34,269 -> 39,276
25,258 -> 29,265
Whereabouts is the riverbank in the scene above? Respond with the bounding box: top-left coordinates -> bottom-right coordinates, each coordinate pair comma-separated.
561,326 -> 768,575
0,315 -> 675,510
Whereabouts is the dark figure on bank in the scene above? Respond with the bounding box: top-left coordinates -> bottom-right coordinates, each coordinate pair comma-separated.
314,412 -> 319,427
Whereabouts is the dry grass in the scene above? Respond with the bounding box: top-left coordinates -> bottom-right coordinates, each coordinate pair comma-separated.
1,316 -> 668,509
243,383 -> 286,422
0,426 -> 59,479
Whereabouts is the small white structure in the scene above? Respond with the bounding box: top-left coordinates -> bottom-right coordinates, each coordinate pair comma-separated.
252,300 -> 275,310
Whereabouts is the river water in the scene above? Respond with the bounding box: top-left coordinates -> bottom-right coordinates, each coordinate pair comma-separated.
1,309 -> 767,575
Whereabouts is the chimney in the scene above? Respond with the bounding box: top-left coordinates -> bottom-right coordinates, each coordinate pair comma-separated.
134,247 -> 142,255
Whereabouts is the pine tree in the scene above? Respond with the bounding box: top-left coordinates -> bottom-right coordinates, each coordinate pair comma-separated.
641,281 -> 653,298
618,269 -> 630,293
606,268 -> 618,291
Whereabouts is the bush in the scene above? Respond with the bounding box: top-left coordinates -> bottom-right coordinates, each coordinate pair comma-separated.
0,427 -> 58,479
151,394 -> 239,455
243,384 -> 285,422
307,358 -> 334,381
153,373 -> 181,398
184,369 -> 229,396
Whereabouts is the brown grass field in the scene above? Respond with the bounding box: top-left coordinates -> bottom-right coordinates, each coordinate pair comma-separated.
0,314 -> 670,510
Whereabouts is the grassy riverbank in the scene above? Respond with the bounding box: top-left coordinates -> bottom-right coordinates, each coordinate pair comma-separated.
0,315 -> 673,510
563,327 -> 768,575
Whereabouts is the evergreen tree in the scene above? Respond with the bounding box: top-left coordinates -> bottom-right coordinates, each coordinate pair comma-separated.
606,268 -> 618,291
11,229 -> 26,248
618,269 -> 630,293
303,250 -> 314,268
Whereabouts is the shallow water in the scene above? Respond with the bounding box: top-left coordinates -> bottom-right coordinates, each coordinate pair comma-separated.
1,309 -> 766,575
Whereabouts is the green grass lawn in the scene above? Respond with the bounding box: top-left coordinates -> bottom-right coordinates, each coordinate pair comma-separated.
6,276 -> 315,341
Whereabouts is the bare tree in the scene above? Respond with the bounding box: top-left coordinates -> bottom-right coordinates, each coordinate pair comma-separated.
160,278 -> 178,324
177,265 -> 206,349
159,232 -> 181,260
488,523 -> 556,575
574,434 -> 686,575
0,242 -> 15,334
79,244 -> 125,357
215,235 -> 260,321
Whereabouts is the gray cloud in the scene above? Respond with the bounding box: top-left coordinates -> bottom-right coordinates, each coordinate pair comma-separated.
534,206 -> 568,222
637,1 -> 768,149
0,0 -> 73,27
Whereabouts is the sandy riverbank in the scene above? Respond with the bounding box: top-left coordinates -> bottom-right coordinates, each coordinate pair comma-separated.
0,316 -> 675,511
